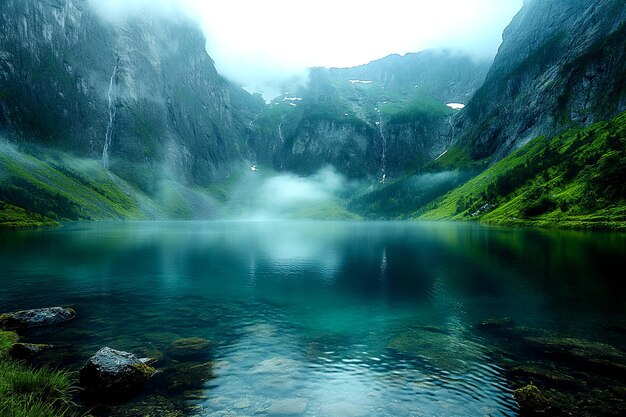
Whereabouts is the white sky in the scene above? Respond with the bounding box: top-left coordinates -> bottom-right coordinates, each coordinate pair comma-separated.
92,0 -> 524,95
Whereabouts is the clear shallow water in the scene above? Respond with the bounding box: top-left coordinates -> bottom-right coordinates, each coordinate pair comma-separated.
1,221 -> 625,417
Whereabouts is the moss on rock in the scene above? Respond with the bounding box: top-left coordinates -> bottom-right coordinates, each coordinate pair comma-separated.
514,384 -> 551,415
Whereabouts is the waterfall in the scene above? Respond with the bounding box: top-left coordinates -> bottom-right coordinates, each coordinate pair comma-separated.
278,121 -> 285,143
102,65 -> 118,169
377,107 -> 387,183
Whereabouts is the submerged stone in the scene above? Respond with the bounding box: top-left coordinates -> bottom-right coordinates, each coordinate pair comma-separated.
109,395 -> 187,417
523,336 -> 626,376
478,317 -> 514,332
318,401 -> 369,417
80,347 -> 156,398
268,398 -> 308,415
387,329 -> 481,370
168,337 -> 213,360
163,361 -> 214,393
0,307 -> 76,330
509,364 -> 581,389
513,384 -> 551,415
251,356 -> 301,374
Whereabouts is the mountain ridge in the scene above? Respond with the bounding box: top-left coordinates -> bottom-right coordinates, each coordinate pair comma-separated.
1,0 -> 625,229
457,0 -> 626,161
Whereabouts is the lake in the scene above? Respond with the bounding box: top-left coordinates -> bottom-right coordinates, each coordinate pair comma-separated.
1,221 -> 625,416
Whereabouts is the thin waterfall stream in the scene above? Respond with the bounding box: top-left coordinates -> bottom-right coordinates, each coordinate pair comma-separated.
102,65 -> 118,169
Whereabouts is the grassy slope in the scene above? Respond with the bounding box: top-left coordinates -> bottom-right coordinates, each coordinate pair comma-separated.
0,201 -> 59,229
0,331 -> 79,417
0,141 -> 160,228
419,111 -> 626,230
383,92 -> 454,124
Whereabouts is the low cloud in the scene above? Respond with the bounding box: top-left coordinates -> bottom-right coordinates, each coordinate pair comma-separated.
244,167 -> 348,219
90,0 -> 523,99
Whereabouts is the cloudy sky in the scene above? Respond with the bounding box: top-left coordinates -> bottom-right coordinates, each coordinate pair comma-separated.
93,0 -> 524,96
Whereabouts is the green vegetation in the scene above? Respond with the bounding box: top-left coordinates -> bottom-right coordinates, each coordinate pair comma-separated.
281,200 -> 361,221
429,144 -> 489,171
0,202 -> 59,230
349,171 -> 469,219
0,331 -> 80,417
0,141 -> 151,228
419,110 -> 626,230
383,93 -> 454,125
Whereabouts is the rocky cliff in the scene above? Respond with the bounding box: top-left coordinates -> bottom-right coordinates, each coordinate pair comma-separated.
458,0 -> 626,160
254,51 -> 488,179
0,0 -> 264,191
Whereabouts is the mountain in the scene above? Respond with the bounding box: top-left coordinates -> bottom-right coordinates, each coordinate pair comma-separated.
420,110 -> 626,230
331,49 -> 489,104
253,50 -> 490,179
349,0 -> 626,226
456,0 -> 626,161
0,0 -> 264,192
1,0 -> 625,229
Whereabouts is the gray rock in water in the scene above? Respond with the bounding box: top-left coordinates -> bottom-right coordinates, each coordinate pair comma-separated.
80,347 -> 156,397
0,307 -> 76,330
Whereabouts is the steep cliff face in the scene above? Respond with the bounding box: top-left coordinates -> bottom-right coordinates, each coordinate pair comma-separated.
0,0 -> 264,190
459,0 -> 626,160
255,51 -> 485,179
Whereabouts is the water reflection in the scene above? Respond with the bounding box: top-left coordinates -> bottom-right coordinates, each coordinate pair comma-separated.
1,221 -> 625,416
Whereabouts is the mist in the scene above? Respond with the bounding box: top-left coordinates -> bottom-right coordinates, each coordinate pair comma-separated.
230,167 -> 356,220
91,0 -> 523,99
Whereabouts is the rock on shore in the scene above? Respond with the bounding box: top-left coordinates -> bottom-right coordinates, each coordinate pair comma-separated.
0,307 -> 76,330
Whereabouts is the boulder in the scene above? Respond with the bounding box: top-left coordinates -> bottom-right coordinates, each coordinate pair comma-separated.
80,347 -> 156,397
0,307 -> 75,330
514,384 -> 551,415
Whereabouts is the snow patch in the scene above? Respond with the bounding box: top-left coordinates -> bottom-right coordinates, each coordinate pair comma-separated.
283,97 -> 303,102
446,103 -> 465,110
349,80 -> 373,84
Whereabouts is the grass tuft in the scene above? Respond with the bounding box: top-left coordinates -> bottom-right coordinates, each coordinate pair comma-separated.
0,332 -> 83,417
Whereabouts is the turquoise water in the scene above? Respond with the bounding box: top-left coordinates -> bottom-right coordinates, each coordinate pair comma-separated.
1,221 -> 625,416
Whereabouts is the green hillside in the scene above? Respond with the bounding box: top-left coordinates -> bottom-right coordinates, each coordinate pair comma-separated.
419,111 -> 626,230
0,140 -> 159,228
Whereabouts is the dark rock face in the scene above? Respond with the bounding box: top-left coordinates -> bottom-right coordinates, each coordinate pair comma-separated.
0,0 -> 264,189
459,0 -> 626,161
254,50 -> 487,179
277,114 -> 454,179
0,306 -> 75,330
278,120 -> 380,178
80,347 -> 156,397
